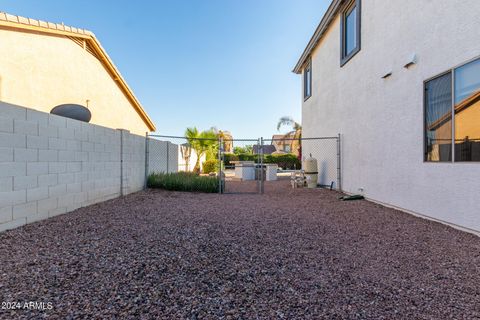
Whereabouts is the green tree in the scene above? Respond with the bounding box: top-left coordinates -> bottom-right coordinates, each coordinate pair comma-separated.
277,116 -> 302,135
185,127 -> 218,173
233,145 -> 253,154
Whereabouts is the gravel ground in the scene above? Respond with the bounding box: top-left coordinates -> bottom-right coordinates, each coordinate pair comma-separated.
1,180 -> 480,319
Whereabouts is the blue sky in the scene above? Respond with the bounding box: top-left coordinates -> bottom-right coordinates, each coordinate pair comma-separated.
1,0 -> 329,138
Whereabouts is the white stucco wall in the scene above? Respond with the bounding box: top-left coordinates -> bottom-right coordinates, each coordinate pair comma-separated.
0,28 -> 150,135
178,147 -> 206,173
146,139 -> 207,174
302,0 -> 480,232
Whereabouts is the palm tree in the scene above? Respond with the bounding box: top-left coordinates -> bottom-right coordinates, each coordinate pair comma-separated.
276,116 -> 302,158
185,127 -> 217,173
277,116 -> 302,134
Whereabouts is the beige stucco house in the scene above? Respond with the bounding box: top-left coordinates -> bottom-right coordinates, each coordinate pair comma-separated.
0,12 -> 155,135
271,133 -> 297,155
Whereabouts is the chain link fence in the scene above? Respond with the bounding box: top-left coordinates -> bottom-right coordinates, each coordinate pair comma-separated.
144,134 -> 341,194
260,136 -> 340,192
146,134 -> 219,175
219,139 -> 261,194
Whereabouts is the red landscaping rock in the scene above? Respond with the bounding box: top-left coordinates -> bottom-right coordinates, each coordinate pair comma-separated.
0,181 -> 479,319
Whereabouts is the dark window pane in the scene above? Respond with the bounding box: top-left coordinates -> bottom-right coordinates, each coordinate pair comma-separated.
307,68 -> 311,96
345,6 -> 357,56
304,69 -> 306,97
425,73 -> 452,162
454,58 -> 480,161
304,64 -> 311,98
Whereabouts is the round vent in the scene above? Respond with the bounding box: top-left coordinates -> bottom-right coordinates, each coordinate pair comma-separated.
50,104 -> 91,122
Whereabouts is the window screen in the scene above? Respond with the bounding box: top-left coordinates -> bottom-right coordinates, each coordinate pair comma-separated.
424,73 -> 452,162
454,58 -> 480,161
341,0 -> 361,65
304,62 -> 312,99
345,6 -> 357,56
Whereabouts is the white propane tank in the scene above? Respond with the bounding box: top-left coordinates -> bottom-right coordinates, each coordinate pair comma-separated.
303,154 -> 318,188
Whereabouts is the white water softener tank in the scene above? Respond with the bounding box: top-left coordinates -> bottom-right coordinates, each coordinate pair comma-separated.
303,154 -> 318,188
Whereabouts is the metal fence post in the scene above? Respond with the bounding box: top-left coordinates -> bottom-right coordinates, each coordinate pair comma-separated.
218,137 -> 223,194
120,129 -> 124,196
256,138 -> 260,193
166,141 -> 169,174
144,132 -> 149,190
260,137 -> 264,194
337,133 -> 342,191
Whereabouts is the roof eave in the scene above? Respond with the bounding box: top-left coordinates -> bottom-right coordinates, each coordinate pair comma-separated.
292,0 -> 343,74
0,19 -> 92,39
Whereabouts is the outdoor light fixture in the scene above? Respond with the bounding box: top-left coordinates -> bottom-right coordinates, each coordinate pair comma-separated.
404,54 -> 417,68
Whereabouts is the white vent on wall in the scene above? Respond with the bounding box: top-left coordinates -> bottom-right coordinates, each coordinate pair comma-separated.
404,54 -> 417,69
68,36 -> 101,61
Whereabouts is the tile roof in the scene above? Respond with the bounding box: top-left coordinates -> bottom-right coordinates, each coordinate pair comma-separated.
0,11 -> 93,37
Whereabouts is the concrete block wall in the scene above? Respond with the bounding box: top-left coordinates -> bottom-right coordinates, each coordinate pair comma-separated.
121,131 -> 147,194
0,102 -> 149,232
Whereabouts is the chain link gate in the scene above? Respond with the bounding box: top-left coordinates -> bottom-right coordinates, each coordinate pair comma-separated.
262,135 -> 341,193
145,134 -> 341,194
216,135 -> 341,194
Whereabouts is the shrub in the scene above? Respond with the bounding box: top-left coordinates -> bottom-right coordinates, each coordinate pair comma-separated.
233,145 -> 253,154
223,153 -> 239,166
202,159 -> 218,174
147,172 -> 218,193
264,154 -> 301,170
238,154 -> 257,162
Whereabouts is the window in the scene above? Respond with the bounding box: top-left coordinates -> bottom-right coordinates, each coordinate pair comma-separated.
341,0 -> 361,66
454,58 -> 480,161
424,73 -> 452,162
304,60 -> 312,100
284,145 -> 291,153
424,57 -> 480,162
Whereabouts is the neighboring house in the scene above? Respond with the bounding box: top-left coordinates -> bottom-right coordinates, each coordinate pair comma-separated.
293,0 -> 480,233
0,12 -> 155,135
219,130 -> 234,153
271,134 -> 295,154
426,90 -> 480,162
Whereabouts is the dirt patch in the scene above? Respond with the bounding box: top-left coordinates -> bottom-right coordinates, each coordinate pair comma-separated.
1,181 -> 479,319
